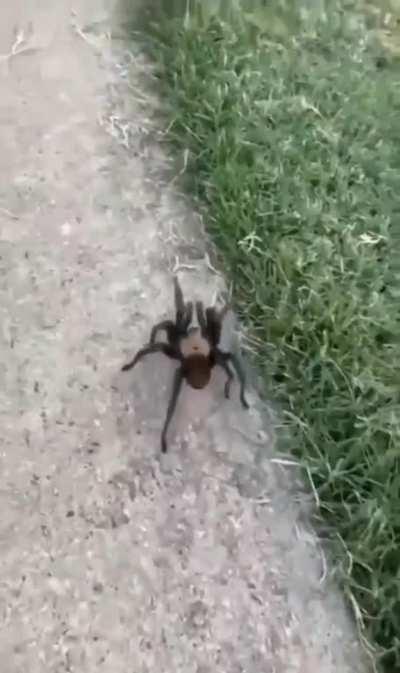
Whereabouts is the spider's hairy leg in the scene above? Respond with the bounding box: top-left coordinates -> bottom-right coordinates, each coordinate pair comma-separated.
182,300 -> 193,331
174,276 -> 193,332
174,276 -> 186,322
121,343 -> 177,372
216,349 -> 249,408
229,352 -> 250,409
161,366 -> 184,453
196,301 -> 207,334
205,307 -> 218,345
217,355 -> 234,399
150,320 -> 175,344
206,305 -> 228,347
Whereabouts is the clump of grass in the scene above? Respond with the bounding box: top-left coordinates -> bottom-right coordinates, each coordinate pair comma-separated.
139,1 -> 400,670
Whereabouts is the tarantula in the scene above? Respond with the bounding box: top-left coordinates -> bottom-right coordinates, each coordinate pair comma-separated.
121,276 -> 249,453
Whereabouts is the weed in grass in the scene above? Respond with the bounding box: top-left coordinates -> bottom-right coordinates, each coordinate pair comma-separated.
137,1 -> 400,671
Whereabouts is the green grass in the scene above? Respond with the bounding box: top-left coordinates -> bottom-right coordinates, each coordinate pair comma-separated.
135,1 -> 400,670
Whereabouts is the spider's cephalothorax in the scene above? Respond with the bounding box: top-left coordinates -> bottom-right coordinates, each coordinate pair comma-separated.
121,276 -> 249,453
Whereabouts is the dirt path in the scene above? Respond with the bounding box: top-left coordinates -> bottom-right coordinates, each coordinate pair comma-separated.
0,2 -> 369,672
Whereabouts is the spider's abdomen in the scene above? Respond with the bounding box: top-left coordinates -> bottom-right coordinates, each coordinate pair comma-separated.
183,354 -> 212,389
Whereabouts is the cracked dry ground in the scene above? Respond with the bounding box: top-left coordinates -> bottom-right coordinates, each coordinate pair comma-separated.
0,2 -> 370,672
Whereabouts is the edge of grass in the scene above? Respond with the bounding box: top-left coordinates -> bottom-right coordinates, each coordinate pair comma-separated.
132,2 -> 400,671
